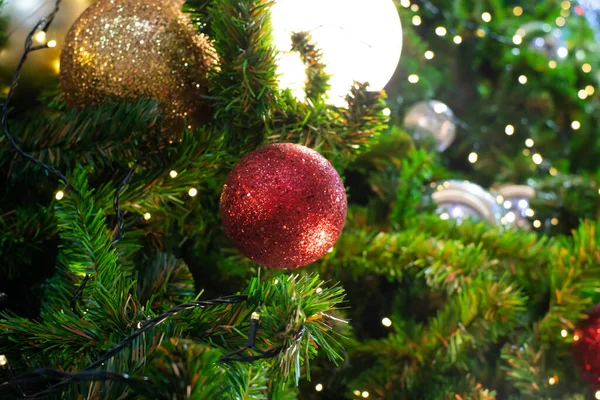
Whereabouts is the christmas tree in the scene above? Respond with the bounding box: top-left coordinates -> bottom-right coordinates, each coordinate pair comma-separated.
1,0 -> 600,398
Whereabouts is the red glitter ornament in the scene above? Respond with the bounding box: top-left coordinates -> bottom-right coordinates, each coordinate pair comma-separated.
220,143 -> 347,269
573,303 -> 600,387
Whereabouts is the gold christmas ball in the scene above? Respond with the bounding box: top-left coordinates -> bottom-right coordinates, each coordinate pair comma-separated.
59,0 -> 214,126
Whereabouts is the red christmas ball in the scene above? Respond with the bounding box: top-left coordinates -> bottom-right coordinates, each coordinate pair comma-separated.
573,303 -> 600,387
220,143 -> 347,269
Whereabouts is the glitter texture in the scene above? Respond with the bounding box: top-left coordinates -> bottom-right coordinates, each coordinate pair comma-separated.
60,0 -> 214,126
573,304 -> 600,387
220,143 -> 347,269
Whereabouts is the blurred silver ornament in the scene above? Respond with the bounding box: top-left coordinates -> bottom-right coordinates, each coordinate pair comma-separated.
432,180 -> 503,224
515,22 -> 568,60
403,100 -> 456,152
496,184 -> 536,230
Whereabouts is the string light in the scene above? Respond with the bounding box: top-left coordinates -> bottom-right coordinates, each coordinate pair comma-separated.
381,317 -> 392,327
526,208 -> 535,217
400,0 -> 410,7
518,75 -> 528,84
557,47 -> 568,58
424,50 -> 434,59
522,149 -> 531,156
315,287 -> 323,293
468,152 -> 478,163
561,0 -> 571,9
481,12 -> 492,22
47,40 -> 57,48
571,120 -> 581,130
525,138 -> 534,147
560,8 -> 570,17
453,35 -> 462,44
315,383 -> 323,392
574,334 -> 580,341
0,355 -> 7,366
188,188 -> 198,197
551,218 -> 559,225
548,60 -> 557,69
512,35 -> 523,45
513,6 -> 523,16
410,4 -> 419,11
34,31 -> 47,43
556,16 -> 566,26
353,390 -> 361,397
582,63 -> 592,73
476,28 -> 486,37
496,195 -> 504,204
440,212 -> 450,220
143,213 -> 151,220
532,153 -> 543,165
595,391 -> 600,400
586,85 -> 595,95
505,124 -> 515,135
548,377 -> 556,385
382,108 -> 391,117
53,59 -> 60,74
408,74 -> 419,83
412,15 -> 422,26
578,89 -> 588,99
169,170 -> 178,178
549,167 -> 558,176
435,26 -> 447,36
55,190 -> 65,200
533,220 -> 542,228
362,391 -> 369,398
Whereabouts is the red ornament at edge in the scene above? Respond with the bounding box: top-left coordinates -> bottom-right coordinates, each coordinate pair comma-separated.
573,303 -> 600,387
220,143 -> 347,269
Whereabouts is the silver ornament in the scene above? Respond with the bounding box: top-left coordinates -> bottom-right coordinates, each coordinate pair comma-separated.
432,180 -> 502,224
403,100 -> 456,152
496,184 -> 536,230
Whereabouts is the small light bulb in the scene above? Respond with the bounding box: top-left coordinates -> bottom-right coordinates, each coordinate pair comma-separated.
548,60 -> 557,69
561,0 -> 571,9
556,16 -> 566,27
34,31 -> 47,43
0,355 -> 7,366
362,392 -> 369,398
513,6 -> 523,16
440,212 -> 450,220
522,149 -> 531,156
382,317 -> 392,327
505,125 -> 515,135
315,287 -> 323,293
453,35 -> 462,44
525,138 -> 534,147
504,200 -> 512,210
571,120 -> 581,130
481,12 -> 492,22
518,75 -> 528,84
382,108 -> 391,117
315,384 -> 323,392
400,0 -> 410,7
549,167 -> 558,176
169,170 -> 178,178
188,188 -> 198,197
512,35 -> 523,45
526,209 -> 535,217
143,213 -> 151,220
496,195 -> 504,204
412,15 -> 422,26
408,74 -> 419,83
47,40 -> 57,48
353,391 -> 361,397
410,4 -> 419,11
583,63 -> 592,73
560,8 -> 570,17
548,377 -> 556,385
578,89 -> 588,99
468,152 -> 478,164
532,153 -> 543,165
551,218 -> 559,226
595,390 -> 600,400
55,190 -> 65,200
574,334 -> 580,341
435,26 -> 447,36
476,28 -> 486,37
586,85 -> 595,95
424,50 -> 434,60
533,220 -> 542,228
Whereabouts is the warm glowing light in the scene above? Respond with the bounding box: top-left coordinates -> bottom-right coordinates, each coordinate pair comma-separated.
55,191 -> 64,200
34,31 -> 47,43
561,8 -> 570,17
561,329 -> 568,337
532,153 -> 543,165
476,28 -> 486,37
505,125 -> 515,135
382,108 -> 391,117
408,74 -> 419,83
513,6 -> 523,16
595,390 -> 600,400
549,377 -> 556,385
53,59 -> 61,74
556,16 -> 566,26
0,355 -> 7,366
440,212 -> 450,220
400,0 -> 410,7
549,167 -> 558,176
496,195 -> 504,204
315,287 -> 323,293
353,391 -> 361,397
574,334 -> 580,341
571,120 -> 581,130
453,35 -> 462,44
533,220 -> 542,228
170,170 -> 178,178
272,0 -> 402,107
522,149 -> 531,156
382,317 -> 392,327
583,63 -> 592,73
513,35 -> 523,45
435,26 -> 447,36
518,75 -> 528,84
47,40 -> 57,48
549,60 -> 557,69
315,384 -> 323,392
525,138 -> 534,147
578,89 -> 588,99
586,85 -> 595,95
424,50 -> 434,60
562,0 -> 571,9
188,188 -> 198,197
468,152 -> 478,163
144,213 -> 151,220
362,392 -> 369,398
412,15 -> 422,26
551,218 -> 559,226
481,12 -> 492,22
526,208 -> 535,217
410,4 -> 419,11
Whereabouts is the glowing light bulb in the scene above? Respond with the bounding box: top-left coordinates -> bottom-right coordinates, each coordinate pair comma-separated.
362,392 -> 369,398
55,190 -> 64,200
532,153 -> 543,165
557,47 -> 568,58
440,212 -> 450,220
412,15 -> 422,26
561,0 -> 571,9
34,31 -> 46,43
595,390 -> 600,400
315,384 -> 323,392
496,195 -> 504,204
435,26 -> 447,36
582,63 -> 592,73
571,120 -> 581,130
556,16 -> 566,26
548,60 -> 557,69
410,4 -> 419,11
586,85 -> 595,95
353,391 -> 361,397
551,218 -> 559,225
476,28 -> 486,37
315,287 -> 323,293
47,40 -> 57,48
513,6 -> 523,16
548,377 -> 556,385
453,35 -> 462,44
578,89 -> 588,99
525,138 -> 534,147
0,355 -> 7,366
526,208 -> 535,217
468,152 -> 478,163
400,0 -> 410,7
382,317 -> 392,327
505,125 -> 515,135
143,213 -> 151,220
424,50 -> 434,59
481,12 -> 492,22
170,170 -> 178,178
549,167 -> 558,176
533,220 -> 541,228
512,35 -> 523,45
408,74 -> 419,83
272,0 -> 402,107
188,188 -> 198,197
518,75 -> 528,84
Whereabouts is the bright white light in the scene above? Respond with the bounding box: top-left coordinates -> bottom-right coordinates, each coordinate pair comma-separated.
504,201 -> 512,209
525,138 -> 534,147
548,377 -> 556,385
481,12 -> 492,22
440,212 -> 450,220
571,120 -> 581,130
526,208 -> 535,217
435,26 -> 447,36
424,50 -> 434,60
276,52 -> 306,102
381,317 -> 392,327
533,220 -> 542,228
55,190 -> 64,200
412,15 -> 422,26
143,213 -> 151,220
315,383 -> 323,392
557,47 -> 568,58
271,0 -> 403,107
505,211 -> 516,223
170,170 -> 178,178
382,108 -> 391,116
189,188 -> 198,197
595,390 -> 600,400
453,35 -> 462,44
578,89 -> 588,99
47,40 -> 57,48
433,103 -> 448,113
468,152 -> 478,163
505,125 -> 515,135
518,75 -> 528,84
512,35 -> 523,45
532,153 -> 543,165
0,355 -> 6,366
408,74 -> 419,83
362,392 -> 369,398
34,31 -> 46,43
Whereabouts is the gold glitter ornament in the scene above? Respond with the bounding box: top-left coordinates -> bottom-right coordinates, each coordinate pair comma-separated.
59,0 -> 214,126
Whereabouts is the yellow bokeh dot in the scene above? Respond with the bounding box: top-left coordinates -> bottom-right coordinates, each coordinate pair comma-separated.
468,152 -> 478,163
382,317 -> 392,327
412,15 -> 421,26
583,63 -> 592,73
513,6 -> 523,16
408,74 -> 419,83
481,12 -> 492,22
533,220 -> 542,228
453,35 -> 462,44
505,125 -> 515,135
55,191 -> 65,200
143,213 -> 151,220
